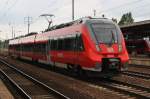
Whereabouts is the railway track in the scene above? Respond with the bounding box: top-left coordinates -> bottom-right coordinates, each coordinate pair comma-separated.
129,64 -> 150,69
89,78 -> 150,99
122,71 -> 150,80
0,59 -> 69,99
1,57 -> 150,99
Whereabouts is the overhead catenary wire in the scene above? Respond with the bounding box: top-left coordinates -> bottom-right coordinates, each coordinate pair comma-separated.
99,0 -> 144,14
98,0 -> 150,22
1,0 -> 150,39
0,0 -> 19,20
0,0 -> 10,12
105,1 -> 150,17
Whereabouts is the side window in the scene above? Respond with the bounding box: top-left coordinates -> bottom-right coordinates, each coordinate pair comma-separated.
64,38 -> 70,50
48,39 -> 51,50
50,39 -> 54,50
34,43 -> 46,53
76,34 -> 84,51
50,39 -> 57,50
34,43 -> 38,52
23,44 -> 26,52
58,39 -> 64,50
48,35 -> 84,51
54,40 -> 58,50
42,43 -> 46,53
64,37 -> 75,51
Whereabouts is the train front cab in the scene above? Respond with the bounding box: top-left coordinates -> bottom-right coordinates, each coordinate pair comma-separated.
81,19 -> 129,74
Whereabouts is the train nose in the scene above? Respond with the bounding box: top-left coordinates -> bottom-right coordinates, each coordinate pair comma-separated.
102,58 -> 120,71
97,43 -> 121,55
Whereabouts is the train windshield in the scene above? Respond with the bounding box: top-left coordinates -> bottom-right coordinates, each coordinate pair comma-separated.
91,23 -> 119,44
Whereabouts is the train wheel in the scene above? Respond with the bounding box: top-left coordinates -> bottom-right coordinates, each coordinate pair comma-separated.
67,64 -> 85,77
51,62 -> 56,70
67,64 -> 75,75
76,66 -> 84,76
67,64 -> 72,70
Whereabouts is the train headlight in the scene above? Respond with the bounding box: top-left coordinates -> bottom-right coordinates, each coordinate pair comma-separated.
96,45 -> 101,51
118,44 -> 122,52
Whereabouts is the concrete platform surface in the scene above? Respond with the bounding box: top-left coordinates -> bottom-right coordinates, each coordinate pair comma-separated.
0,79 -> 14,99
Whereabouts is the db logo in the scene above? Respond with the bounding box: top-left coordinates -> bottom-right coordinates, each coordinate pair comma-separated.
57,53 -> 63,58
107,47 -> 114,52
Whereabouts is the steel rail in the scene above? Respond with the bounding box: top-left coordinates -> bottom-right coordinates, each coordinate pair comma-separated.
0,59 -> 70,99
98,80 -> 150,99
122,71 -> 150,79
0,69 -> 31,99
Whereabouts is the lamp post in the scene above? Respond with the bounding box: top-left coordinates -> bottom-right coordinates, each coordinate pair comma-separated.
8,23 -> 14,39
72,0 -> 74,20
24,16 -> 32,34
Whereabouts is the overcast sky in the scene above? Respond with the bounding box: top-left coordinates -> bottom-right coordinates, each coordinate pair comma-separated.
0,0 -> 150,40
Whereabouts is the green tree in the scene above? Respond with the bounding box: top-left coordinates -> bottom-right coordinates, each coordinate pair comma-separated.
118,12 -> 134,25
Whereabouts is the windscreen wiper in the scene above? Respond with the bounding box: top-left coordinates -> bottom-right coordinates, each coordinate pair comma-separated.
109,30 -> 115,45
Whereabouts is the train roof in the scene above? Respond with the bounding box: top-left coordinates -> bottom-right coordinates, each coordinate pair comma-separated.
20,35 -> 36,44
35,24 -> 82,43
9,17 -> 115,45
9,38 -> 19,45
45,17 -> 113,32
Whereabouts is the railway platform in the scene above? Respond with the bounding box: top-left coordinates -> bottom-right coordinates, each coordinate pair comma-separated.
0,79 -> 14,99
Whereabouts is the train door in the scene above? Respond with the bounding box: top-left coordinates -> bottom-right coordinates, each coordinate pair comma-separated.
75,33 -> 84,67
46,38 -> 52,64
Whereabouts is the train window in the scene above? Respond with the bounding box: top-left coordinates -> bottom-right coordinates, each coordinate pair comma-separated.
51,39 -> 58,50
41,43 -> 46,53
64,37 -> 75,51
34,43 -> 46,54
22,45 -> 24,51
48,35 -> 84,51
58,39 -> 64,50
63,38 -> 67,50
37,44 -> 41,52
48,39 -> 51,50
72,37 -> 76,50
62,39 -> 65,50
21,44 -> 33,52
91,23 -> 118,44
76,34 -> 84,51
50,40 -> 54,50
16,45 -> 20,51
33,44 -> 37,52
64,38 -> 68,50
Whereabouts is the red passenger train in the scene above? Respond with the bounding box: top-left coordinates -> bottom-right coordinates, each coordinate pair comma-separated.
125,39 -> 150,56
9,17 -> 129,75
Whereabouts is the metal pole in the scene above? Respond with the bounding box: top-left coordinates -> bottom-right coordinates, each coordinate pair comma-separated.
27,16 -> 30,34
12,26 -> 13,38
14,28 -> 15,38
24,16 -> 32,34
93,9 -> 96,17
72,0 -> 74,20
